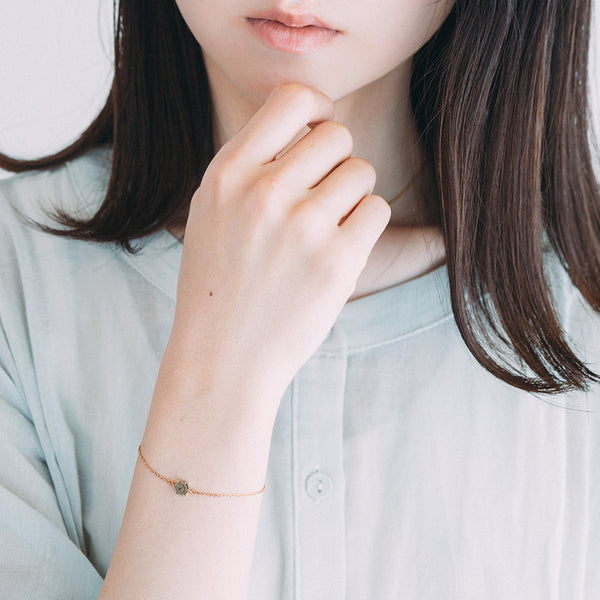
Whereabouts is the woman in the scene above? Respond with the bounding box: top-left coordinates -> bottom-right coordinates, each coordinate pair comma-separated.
1,0 -> 599,598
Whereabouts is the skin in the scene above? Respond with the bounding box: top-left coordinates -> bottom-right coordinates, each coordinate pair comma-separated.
171,0 -> 454,299
100,3 -> 456,598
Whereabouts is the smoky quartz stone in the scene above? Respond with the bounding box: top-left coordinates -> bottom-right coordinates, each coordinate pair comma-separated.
174,480 -> 189,496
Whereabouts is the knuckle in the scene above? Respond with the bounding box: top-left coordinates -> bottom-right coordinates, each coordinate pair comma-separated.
278,82 -> 308,97
257,171 -> 285,194
277,82 -> 333,117
208,146 -> 242,179
290,208 -> 353,285
320,121 -> 353,153
202,160 -> 233,199
373,194 -> 392,217
252,179 -> 281,212
213,137 -> 243,165
350,157 -> 377,182
255,164 -> 293,199
363,195 -> 392,229
280,83 -> 318,110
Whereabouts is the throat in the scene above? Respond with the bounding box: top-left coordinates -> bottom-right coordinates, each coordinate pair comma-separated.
348,225 -> 445,302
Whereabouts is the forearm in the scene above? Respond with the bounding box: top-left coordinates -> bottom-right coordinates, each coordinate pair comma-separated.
97,81 -> 386,600
99,338 -> 281,600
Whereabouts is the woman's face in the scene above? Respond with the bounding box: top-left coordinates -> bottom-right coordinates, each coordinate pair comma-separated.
174,0 -> 455,104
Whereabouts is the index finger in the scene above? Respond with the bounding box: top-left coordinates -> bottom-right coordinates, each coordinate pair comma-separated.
226,83 -> 335,166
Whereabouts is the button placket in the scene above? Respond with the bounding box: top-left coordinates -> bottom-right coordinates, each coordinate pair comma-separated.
292,323 -> 348,599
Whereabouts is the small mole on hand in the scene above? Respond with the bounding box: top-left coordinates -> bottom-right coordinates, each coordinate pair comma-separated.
209,291 -> 213,296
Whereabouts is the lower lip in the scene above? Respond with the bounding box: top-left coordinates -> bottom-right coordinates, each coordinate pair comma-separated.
247,18 -> 339,54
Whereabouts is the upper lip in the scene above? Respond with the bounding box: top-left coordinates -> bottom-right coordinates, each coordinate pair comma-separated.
247,9 -> 339,31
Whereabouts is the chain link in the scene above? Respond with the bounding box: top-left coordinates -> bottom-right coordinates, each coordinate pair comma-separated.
137,445 -> 266,497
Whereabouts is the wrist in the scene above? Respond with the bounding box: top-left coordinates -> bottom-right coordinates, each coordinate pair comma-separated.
161,324 -> 290,410
142,385 -> 276,495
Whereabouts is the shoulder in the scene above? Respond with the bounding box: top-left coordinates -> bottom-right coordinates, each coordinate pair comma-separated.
0,146 -> 114,317
0,145 -> 112,234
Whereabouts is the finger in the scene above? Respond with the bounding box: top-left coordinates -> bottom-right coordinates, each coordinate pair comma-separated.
269,120 -> 353,191
226,83 -> 335,166
307,157 -> 376,225
338,194 -> 391,256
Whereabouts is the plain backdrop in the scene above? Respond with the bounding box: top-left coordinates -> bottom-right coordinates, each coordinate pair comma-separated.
0,0 -> 599,179
0,1 -> 113,177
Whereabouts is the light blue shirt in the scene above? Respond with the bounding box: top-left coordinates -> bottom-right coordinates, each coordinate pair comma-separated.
1,147 -> 599,599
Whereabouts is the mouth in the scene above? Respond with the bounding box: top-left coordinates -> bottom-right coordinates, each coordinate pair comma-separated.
246,10 -> 341,54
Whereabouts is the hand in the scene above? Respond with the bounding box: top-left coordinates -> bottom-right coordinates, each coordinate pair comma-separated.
170,83 -> 391,405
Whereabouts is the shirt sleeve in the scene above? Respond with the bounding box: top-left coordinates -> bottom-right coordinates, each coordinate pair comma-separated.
0,329 -> 104,599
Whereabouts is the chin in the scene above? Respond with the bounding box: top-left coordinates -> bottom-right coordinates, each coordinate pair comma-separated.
236,70 -> 357,107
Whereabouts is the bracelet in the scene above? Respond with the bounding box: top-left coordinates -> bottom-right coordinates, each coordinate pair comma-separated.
137,444 -> 266,498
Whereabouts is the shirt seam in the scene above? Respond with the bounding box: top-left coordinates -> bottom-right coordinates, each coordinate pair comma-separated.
66,158 -> 178,302
108,242 -> 176,303
313,312 -> 454,357
66,156 -> 453,348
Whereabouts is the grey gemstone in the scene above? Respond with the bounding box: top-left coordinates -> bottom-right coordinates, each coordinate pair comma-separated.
174,480 -> 189,496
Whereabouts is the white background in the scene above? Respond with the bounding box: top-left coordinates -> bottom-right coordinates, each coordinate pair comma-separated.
0,0 -> 114,176
0,0 -> 598,179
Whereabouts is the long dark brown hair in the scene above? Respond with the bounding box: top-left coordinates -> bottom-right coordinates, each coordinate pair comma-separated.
2,0 -> 600,394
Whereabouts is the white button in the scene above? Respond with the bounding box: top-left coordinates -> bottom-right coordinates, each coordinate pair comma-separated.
305,469 -> 333,502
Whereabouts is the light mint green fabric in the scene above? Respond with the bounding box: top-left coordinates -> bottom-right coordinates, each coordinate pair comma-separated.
0,147 -> 599,599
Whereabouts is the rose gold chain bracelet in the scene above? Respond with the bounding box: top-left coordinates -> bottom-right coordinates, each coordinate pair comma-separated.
137,444 -> 266,498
